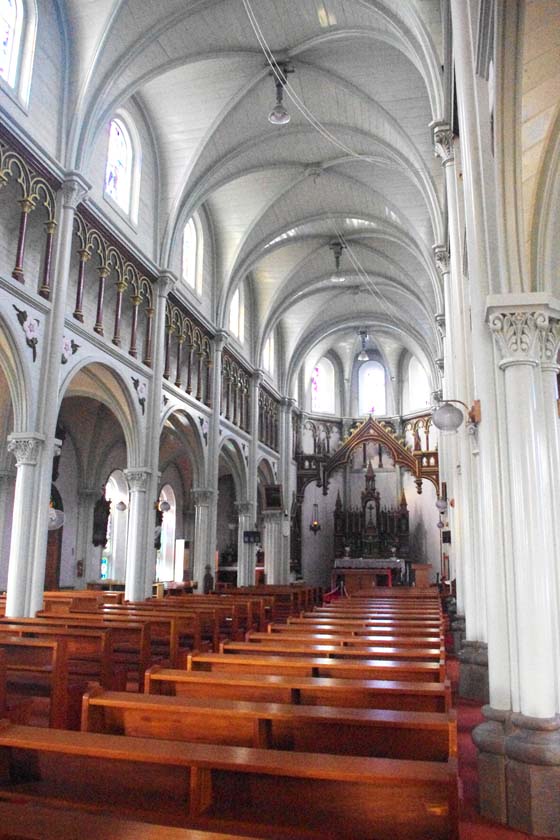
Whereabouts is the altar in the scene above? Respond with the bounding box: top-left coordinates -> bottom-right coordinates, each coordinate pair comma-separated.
332,557 -> 406,592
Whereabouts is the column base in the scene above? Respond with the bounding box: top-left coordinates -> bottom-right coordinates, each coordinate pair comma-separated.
473,706 -> 511,824
458,640 -> 489,703
451,614 -> 465,654
506,713 -> 560,837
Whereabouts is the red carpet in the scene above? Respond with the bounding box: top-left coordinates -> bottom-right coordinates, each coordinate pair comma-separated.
450,657 -> 554,840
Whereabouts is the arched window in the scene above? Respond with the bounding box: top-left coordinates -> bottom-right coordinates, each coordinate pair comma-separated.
311,357 -> 335,414
403,356 -> 431,413
359,360 -> 386,415
229,286 -> 244,343
182,217 -> 202,292
156,485 -> 176,582
0,0 -> 34,102
263,333 -> 274,375
104,115 -> 141,220
100,470 -> 128,582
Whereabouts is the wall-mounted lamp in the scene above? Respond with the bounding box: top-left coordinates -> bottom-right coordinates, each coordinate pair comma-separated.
435,480 -> 447,514
159,499 -> 171,513
309,503 -> 321,535
47,503 -> 64,531
431,398 -> 481,433
115,500 -> 128,512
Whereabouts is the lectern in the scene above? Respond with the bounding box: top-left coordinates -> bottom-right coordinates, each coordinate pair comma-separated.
412,563 -> 432,588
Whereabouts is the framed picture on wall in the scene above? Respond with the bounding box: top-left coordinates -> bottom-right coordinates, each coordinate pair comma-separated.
263,484 -> 283,511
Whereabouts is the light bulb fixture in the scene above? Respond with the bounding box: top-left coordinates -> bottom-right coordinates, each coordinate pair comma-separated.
357,329 -> 369,362
268,62 -> 293,126
436,519 -> 445,530
435,497 -> 448,513
116,500 -> 127,512
329,240 -> 346,282
159,499 -> 171,513
431,397 -> 481,433
309,502 -> 321,535
47,504 -> 64,531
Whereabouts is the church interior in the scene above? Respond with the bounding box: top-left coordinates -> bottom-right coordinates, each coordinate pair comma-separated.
0,0 -> 559,837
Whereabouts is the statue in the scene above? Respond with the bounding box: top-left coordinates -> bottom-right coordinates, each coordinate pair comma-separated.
203,564 -> 214,594
92,490 -> 111,547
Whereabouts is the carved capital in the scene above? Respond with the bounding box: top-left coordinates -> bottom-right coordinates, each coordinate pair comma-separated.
61,172 -> 90,210
431,121 -> 454,165
157,271 -> 178,299
235,500 -> 253,517
191,488 -> 214,506
253,369 -> 265,387
538,320 -> 560,365
7,433 -> 45,466
435,357 -> 445,374
213,331 -> 228,354
489,310 -> 549,367
435,312 -> 446,339
124,468 -> 151,492
433,244 -> 450,278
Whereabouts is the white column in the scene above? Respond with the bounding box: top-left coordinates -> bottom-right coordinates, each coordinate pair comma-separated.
278,397 -> 294,580
191,489 -> 214,590
74,487 -> 99,584
205,332 -> 228,571
262,510 -> 284,584
0,469 -> 16,573
489,306 -> 558,719
123,468 -> 151,602
5,434 -> 45,615
27,173 -> 90,616
235,500 -> 254,586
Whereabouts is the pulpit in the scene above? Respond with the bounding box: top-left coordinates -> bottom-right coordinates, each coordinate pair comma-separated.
412,563 -> 432,588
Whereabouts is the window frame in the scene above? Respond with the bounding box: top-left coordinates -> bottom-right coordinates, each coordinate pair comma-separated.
0,0 -> 36,109
103,111 -> 142,226
358,359 -> 386,416
311,356 -> 335,415
228,284 -> 245,344
181,215 -> 203,295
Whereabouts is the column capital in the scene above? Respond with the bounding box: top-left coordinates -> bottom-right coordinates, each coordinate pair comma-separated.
433,243 -> 450,278
156,271 -> 178,299
61,171 -> 91,210
262,509 -> 284,522
235,500 -> 253,517
253,369 -> 264,386
435,312 -> 446,338
7,432 -> 45,466
191,488 -> 214,506
430,121 -> 455,165
213,331 -> 228,353
486,297 -> 560,367
124,468 -> 151,492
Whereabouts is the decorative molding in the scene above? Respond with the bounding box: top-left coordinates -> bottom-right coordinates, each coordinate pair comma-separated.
435,312 -> 446,338
61,172 -> 90,210
433,244 -> 450,278
488,310 -> 548,366
124,468 -> 151,492
13,304 -> 39,361
61,335 -> 79,365
7,432 -> 45,466
235,500 -> 253,517
191,488 -> 214,505
131,377 -> 147,415
157,271 -> 178,300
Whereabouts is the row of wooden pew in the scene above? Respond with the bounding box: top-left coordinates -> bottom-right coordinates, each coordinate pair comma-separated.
0,587 -> 459,838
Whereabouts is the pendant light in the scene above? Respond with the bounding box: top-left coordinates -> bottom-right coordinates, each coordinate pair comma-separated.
357,329 -> 369,362
268,62 -> 293,125
329,241 -> 345,282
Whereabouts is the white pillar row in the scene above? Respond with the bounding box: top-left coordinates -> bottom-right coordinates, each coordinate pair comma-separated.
191,489 -> 214,590
262,509 -> 285,584
235,500 -> 254,586
26,174 -> 90,617
205,332 -> 228,574
279,397 -> 294,580
74,487 -> 99,584
5,434 -> 46,615
123,468 -> 151,602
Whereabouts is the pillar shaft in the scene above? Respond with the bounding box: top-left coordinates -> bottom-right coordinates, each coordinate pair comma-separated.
124,469 -> 151,601
262,510 -> 285,584
191,489 -> 213,590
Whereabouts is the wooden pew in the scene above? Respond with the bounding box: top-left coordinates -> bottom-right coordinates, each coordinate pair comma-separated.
0,721 -> 459,839
0,638 -> 86,729
145,666 -> 453,712
259,627 -> 443,647
220,640 -> 445,663
81,686 -> 457,761
188,652 -> 446,682
41,590 -> 124,613
288,617 -> 442,634
0,800 -> 259,840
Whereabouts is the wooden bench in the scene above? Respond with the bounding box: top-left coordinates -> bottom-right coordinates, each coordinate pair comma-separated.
0,638 -> 86,729
0,721 -> 458,839
81,686 -> 457,761
0,800 -> 259,840
188,653 -> 446,682
261,627 -> 444,646
288,617 -> 442,634
145,666 -> 452,711
41,590 -> 124,613
220,640 -> 445,663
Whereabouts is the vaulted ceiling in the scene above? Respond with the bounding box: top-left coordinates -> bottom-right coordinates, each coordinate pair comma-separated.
62,0 -> 447,395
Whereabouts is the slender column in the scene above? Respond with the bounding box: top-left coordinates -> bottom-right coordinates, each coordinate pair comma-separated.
279,397 -> 295,579
191,489 -> 214,590
235,501 -> 255,586
205,332 -> 228,575
73,249 -> 90,322
143,305 -> 154,367
163,325 -> 172,380
123,469 -> 151,601
112,278 -> 126,346
26,173 -> 90,617
38,219 -> 57,299
195,351 -> 203,402
262,510 -> 285,584
204,357 -> 212,408
11,197 -> 33,283
185,342 -> 193,393
175,335 -> 184,387
128,294 -> 141,358
0,469 -> 16,575
93,265 -> 109,335
5,434 -> 45,615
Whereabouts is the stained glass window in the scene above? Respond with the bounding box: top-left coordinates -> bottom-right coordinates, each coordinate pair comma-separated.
359,360 -> 386,415
0,0 -> 20,87
311,357 -> 335,414
229,287 -> 244,342
182,218 -> 197,288
263,333 -> 274,374
104,118 -> 133,214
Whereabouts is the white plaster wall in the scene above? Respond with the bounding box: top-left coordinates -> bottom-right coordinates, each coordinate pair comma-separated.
403,471 -> 440,581
54,432 -> 78,587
